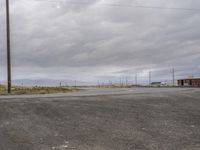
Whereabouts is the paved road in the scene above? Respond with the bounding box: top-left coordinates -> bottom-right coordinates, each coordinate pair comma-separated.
0,87 -> 199,99
0,88 -> 200,150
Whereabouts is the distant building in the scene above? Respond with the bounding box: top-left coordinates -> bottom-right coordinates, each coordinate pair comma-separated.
178,78 -> 200,87
151,81 -> 178,87
164,80 -> 178,86
151,82 -> 162,87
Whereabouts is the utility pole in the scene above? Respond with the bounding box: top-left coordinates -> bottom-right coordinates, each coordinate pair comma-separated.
149,71 -> 151,87
120,77 -> 124,87
74,80 -> 77,88
172,68 -> 175,87
97,80 -> 100,88
125,76 -> 128,86
135,73 -> 137,86
109,80 -> 112,86
6,0 -> 12,93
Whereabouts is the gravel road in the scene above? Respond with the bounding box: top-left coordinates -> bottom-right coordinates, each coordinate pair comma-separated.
0,88 -> 200,150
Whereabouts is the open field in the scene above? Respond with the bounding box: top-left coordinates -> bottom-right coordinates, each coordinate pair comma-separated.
0,85 -> 79,95
0,88 -> 200,150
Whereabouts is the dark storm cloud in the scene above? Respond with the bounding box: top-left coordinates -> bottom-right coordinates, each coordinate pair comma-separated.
0,0 -> 200,84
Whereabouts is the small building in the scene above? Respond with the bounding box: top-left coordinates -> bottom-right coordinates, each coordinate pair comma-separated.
151,82 -> 162,87
178,78 -> 200,87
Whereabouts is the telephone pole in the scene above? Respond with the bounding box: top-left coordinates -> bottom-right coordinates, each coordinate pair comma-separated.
172,68 -> 175,87
135,73 -> 137,86
149,71 -> 151,86
6,0 -> 12,93
74,80 -> 77,88
97,80 -> 100,88
125,76 -> 128,86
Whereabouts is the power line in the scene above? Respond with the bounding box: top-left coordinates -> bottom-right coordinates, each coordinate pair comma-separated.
33,0 -> 200,12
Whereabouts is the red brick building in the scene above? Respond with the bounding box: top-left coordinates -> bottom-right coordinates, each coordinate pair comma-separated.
178,78 -> 200,87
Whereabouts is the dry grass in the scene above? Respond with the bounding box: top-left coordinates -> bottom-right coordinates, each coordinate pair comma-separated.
0,85 -> 79,95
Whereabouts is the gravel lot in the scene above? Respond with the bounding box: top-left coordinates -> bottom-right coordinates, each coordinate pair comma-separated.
0,88 -> 200,150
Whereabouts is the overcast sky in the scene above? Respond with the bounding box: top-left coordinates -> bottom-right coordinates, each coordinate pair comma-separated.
0,0 -> 200,85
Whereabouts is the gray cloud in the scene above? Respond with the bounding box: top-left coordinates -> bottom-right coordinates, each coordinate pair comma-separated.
0,0 -> 200,85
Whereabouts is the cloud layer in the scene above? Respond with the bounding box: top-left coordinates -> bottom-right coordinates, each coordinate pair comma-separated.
0,0 -> 200,85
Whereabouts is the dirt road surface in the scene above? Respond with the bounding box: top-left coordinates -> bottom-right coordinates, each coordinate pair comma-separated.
0,88 -> 200,150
